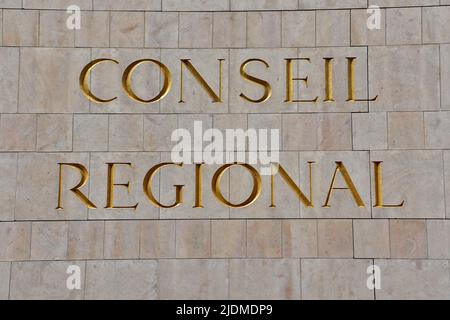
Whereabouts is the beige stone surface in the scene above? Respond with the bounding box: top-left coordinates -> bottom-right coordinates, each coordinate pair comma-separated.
317,114 -> 352,150
423,6 -> 450,43
230,259 -> 300,300
317,220 -> 353,258
144,114 -> 178,151
390,220 -> 427,259
140,220 -> 175,258
30,222 -> 68,260
164,0 -> 228,11
299,0 -> 366,9
445,151 -> 450,218
85,260 -> 157,300
0,222 -> 31,261
247,12 -> 281,48
3,10 -> 39,46
371,151 -> 445,219
176,220 -> 211,258
24,0 -> 92,9
179,13 -> 212,48
375,260 -> 450,300
369,0 -> 439,6
282,220 -> 317,258
104,221 -> 140,259
109,114 -> 143,151
0,154 -> 17,221
354,220 -> 390,258
145,12 -> 178,48
19,48 -> 90,113
316,10 -> 350,47
442,44 -> 450,110
110,12 -> 145,48
0,114 -> 36,151
301,259 -> 374,300
67,221 -> 104,260
352,112 -> 388,150
75,11 -> 110,48
73,115 -> 108,151
158,259 -> 228,299
211,220 -> 246,258
247,220 -> 281,258
213,12 -> 246,48
386,8 -> 421,45
232,0 -> 298,10
39,11 -> 74,47
282,11 -> 315,47
37,114 -> 73,151
0,262 -> 10,299
369,45 -> 440,111
424,112 -> 450,149
351,9 -> 385,46
282,114 -> 318,150
10,261 -> 85,299
0,0 -> 21,8
387,112 -> 424,149
0,48 -> 18,113
427,220 -> 450,259
94,0 -> 160,10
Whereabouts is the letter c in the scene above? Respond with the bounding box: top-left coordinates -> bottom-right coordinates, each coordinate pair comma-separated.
79,58 -> 119,103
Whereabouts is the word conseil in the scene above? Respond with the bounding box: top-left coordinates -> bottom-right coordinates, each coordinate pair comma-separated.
79,57 -> 377,104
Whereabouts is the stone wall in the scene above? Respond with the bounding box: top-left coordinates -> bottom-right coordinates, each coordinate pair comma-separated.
0,0 -> 449,299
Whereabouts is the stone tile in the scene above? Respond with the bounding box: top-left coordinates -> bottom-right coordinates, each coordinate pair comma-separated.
110,12 -> 145,48
73,114 -> 108,151
179,12 -> 212,48
30,222 -> 68,260
212,114 -> 248,151
94,0 -> 160,10
140,220 -> 175,258
387,112 -> 424,149
247,220 -> 281,258
299,0 -> 366,9
317,220 -> 353,258
0,0 -> 21,8
248,113 -> 281,151
176,220 -> 211,258
370,0 -> 439,6
296,47 -> 369,113
211,220 -> 246,258
375,260 -> 450,300
282,114 -> 317,151
446,151 -> 450,218
427,220 -> 450,259
0,154 -> 17,221
85,260 -> 157,300
442,44 -> 450,110
229,48 -> 297,113
0,114 -> 36,151
19,48 -> 90,113
386,8 -> 421,45
423,7 -> 450,44
300,151 -> 371,219
230,259 -> 300,300
351,9 -> 386,46
317,114 -> 352,150
145,12 -> 178,48
371,151 -> 445,219
39,11 -> 74,47
231,0 -> 297,10
0,48 -> 19,112
109,114 -> 143,151
160,49 -> 228,113
316,10 -> 350,47
3,10 -> 39,46
158,259 -> 228,299
390,220 -> 427,259
144,114 -> 178,151
24,0 -> 92,9
0,262 -> 10,300
425,112 -> 450,149
282,220 -> 317,258
37,114 -> 73,152
247,12 -> 281,48
0,222 -> 31,261
213,12 -> 246,48
163,0 -> 228,11
15,153 -> 90,220
67,221 -> 104,260
91,48 -> 161,113
10,261 -> 85,300
354,220 -> 390,258
282,11 -> 315,47
229,152 -> 299,219
301,259 -> 374,300
104,221 -> 140,259
75,11 -> 109,47
369,45 -> 440,111
352,113 -> 387,150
